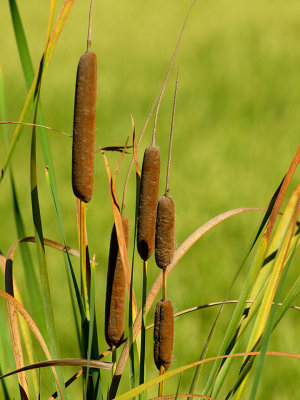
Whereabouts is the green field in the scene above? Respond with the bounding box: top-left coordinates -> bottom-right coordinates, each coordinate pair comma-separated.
0,1 -> 300,398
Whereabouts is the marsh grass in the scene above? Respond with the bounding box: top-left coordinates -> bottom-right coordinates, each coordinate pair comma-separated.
0,1 -> 300,399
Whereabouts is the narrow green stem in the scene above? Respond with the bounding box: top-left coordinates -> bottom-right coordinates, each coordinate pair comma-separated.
80,201 -> 90,321
139,259 -> 148,395
112,346 -> 117,377
163,268 -> 167,301
159,365 -> 165,397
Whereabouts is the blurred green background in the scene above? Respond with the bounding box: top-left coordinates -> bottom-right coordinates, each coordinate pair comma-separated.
0,0 -> 300,398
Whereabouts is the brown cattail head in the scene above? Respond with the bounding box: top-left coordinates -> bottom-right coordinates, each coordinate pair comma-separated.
154,299 -> 174,371
155,195 -> 175,269
72,51 -> 97,203
105,216 -> 130,347
137,145 -> 160,260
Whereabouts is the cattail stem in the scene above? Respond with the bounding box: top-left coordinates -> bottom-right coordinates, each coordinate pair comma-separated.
80,201 -> 90,321
163,269 -> 167,301
112,346 -> 117,377
140,259 -> 148,389
165,67 -> 179,196
159,365 -> 165,397
87,0 -> 95,51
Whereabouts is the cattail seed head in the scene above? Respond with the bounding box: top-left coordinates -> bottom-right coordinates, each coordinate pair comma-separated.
154,299 -> 174,371
105,216 -> 130,347
155,195 -> 175,269
72,51 -> 97,203
137,145 -> 160,260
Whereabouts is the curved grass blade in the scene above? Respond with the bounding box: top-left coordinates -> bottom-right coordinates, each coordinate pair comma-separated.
0,121 -> 71,137
0,358 -> 112,381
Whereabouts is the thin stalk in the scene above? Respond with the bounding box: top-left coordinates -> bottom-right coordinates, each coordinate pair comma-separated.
80,201 -> 90,321
112,346 -> 117,377
163,269 -> 167,301
122,0 -> 197,208
139,260 -> 148,398
165,67 -> 179,196
87,0 -> 95,51
159,365 -> 165,397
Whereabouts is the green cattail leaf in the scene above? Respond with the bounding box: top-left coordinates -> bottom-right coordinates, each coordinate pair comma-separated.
235,187 -> 300,400
8,0 -> 34,88
246,186 -> 300,354
0,65 -> 45,342
203,148 -> 300,397
1,0 -> 74,181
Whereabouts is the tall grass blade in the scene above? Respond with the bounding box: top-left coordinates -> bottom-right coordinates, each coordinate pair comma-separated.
85,257 -> 102,400
0,66 -> 45,341
246,187 -> 300,354
1,0 -> 74,180
128,169 -> 141,392
45,168 -> 82,342
8,0 -> 34,88
274,274 -> 300,326
30,58 -> 65,396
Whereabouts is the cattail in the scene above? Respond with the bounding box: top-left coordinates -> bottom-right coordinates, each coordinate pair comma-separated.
155,195 -> 175,269
137,145 -> 160,260
72,51 -> 97,203
154,299 -> 174,371
105,216 -> 130,347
